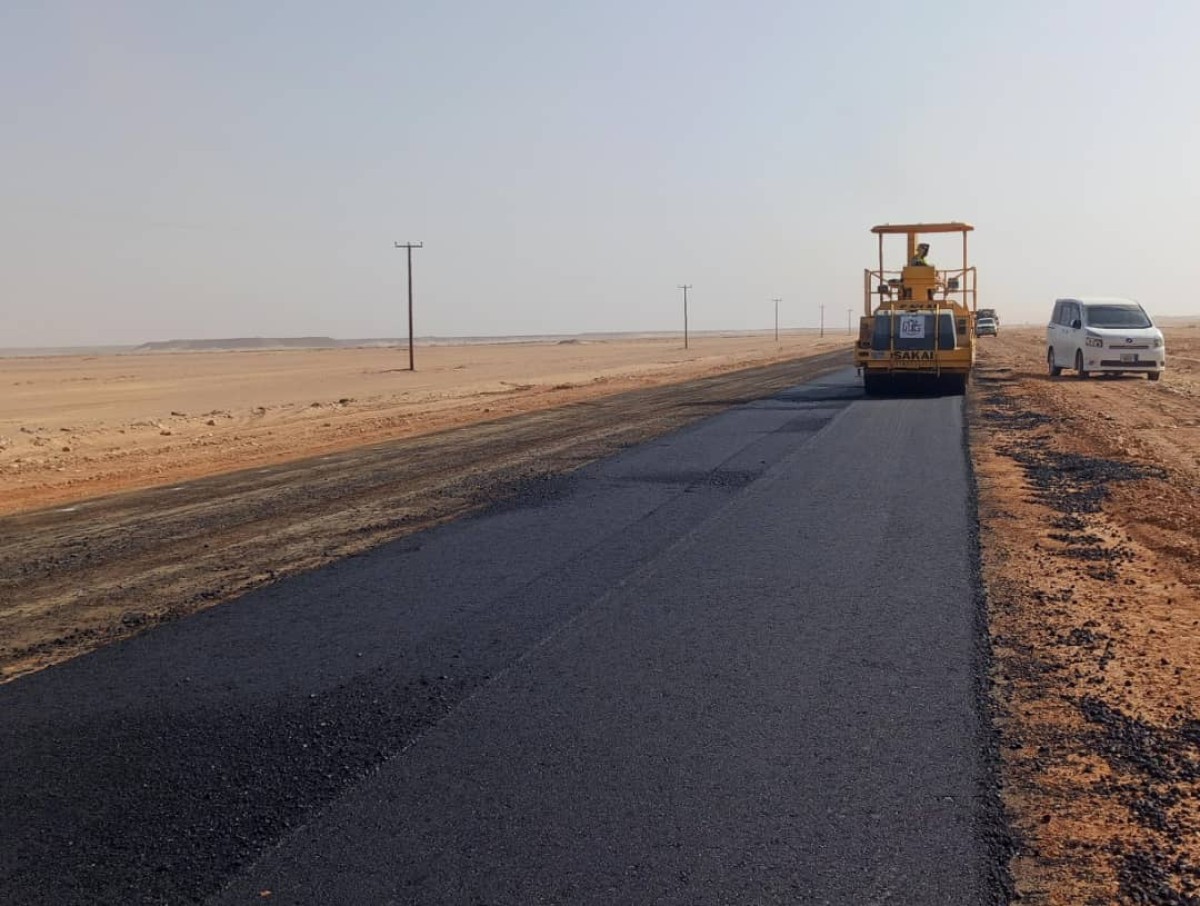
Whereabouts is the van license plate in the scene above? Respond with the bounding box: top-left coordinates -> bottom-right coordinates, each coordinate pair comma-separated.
1120,353 -> 1138,363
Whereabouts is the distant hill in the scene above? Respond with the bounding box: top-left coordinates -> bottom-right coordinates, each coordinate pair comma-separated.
134,337 -> 340,352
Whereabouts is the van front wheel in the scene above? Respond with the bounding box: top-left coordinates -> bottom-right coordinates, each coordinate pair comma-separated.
1047,348 -> 1062,377
1074,350 -> 1089,379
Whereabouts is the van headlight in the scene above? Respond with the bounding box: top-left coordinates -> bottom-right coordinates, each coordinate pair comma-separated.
1153,337 -> 1164,348
1085,337 -> 1103,348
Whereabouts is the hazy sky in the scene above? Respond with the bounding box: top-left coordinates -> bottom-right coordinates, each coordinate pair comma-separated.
4,0 -> 1199,347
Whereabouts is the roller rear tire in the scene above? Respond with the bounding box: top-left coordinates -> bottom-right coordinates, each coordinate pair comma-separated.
863,373 -> 888,396
942,374 -> 968,396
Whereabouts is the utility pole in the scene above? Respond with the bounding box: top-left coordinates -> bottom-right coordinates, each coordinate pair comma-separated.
847,307 -> 853,334
678,284 -> 692,349
819,303 -> 825,338
772,298 -> 782,342
394,241 -> 423,371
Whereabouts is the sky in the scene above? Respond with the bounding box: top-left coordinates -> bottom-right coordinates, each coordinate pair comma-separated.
4,0 -> 1199,347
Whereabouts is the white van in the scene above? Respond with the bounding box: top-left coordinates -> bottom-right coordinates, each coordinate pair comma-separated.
1046,297 -> 1165,381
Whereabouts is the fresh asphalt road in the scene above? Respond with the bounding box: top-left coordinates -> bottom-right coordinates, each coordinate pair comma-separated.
0,367 -> 1006,905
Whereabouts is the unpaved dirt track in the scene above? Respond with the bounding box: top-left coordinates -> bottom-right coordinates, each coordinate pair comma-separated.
0,337 -> 849,517
971,325 -> 1200,905
0,350 -> 848,681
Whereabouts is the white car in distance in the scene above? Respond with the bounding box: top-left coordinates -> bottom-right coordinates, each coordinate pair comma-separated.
1046,297 -> 1165,381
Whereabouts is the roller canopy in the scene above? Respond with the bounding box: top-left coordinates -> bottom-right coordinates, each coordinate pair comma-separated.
871,222 -> 974,234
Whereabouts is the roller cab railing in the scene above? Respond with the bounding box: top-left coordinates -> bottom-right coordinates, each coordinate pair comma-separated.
862,266 -> 977,316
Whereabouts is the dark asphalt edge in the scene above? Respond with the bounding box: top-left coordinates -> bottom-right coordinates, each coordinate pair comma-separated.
963,390 -> 1018,905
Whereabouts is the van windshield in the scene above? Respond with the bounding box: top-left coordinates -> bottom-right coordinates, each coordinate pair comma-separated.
1086,305 -> 1152,329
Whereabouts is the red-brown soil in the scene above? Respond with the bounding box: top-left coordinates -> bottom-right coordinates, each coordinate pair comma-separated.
972,324 -> 1200,905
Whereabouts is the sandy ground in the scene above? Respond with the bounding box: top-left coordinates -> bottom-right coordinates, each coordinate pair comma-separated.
0,334 -> 847,516
971,324 -> 1200,904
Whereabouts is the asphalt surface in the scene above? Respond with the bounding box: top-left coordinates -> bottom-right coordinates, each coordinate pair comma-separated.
0,367 -> 1007,905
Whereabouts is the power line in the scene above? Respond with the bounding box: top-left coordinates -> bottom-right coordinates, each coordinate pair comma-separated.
393,241 -> 423,371
678,284 -> 692,349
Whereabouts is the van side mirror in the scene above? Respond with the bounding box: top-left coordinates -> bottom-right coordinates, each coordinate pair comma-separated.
1071,318 -> 1082,329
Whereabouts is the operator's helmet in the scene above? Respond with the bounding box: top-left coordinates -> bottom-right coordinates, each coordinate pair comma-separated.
917,242 -> 929,253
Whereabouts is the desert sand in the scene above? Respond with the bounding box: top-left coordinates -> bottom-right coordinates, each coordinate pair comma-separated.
0,332 -> 849,516
972,324 -> 1200,903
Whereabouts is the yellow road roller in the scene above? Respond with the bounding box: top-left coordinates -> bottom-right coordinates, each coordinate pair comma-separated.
855,222 -> 978,395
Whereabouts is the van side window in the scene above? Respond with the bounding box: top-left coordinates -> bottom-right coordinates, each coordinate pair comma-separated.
1066,303 -> 1079,327
1051,301 -> 1063,324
